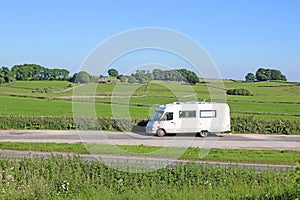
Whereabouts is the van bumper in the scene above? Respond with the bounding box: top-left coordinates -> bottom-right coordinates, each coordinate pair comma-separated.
146,126 -> 156,135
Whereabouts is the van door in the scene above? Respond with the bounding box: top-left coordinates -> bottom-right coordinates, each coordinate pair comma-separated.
159,112 -> 175,133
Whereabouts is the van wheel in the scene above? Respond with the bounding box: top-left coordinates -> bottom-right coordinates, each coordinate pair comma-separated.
199,131 -> 208,137
157,129 -> 166,137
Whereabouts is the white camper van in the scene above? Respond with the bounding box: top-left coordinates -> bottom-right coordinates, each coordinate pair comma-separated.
146,102 -> 230,137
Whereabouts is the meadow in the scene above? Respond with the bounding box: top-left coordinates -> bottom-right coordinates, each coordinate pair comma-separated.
0,80 -> 299,128
0,80 -> 299,117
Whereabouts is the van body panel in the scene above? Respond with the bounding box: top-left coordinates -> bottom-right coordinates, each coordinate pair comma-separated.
146,102 -> 231,135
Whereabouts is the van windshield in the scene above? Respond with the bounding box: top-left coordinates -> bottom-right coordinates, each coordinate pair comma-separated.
151,110 -> 164,121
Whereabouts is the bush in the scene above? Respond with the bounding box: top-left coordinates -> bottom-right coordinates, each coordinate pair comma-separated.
231,116 -> 300,134
0,116 -> 149,132
227,88 -> 252,96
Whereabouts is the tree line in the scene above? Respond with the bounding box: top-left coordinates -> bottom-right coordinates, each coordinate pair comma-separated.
0,64 -> 70,83
2,63 -> 288,85
245,68 -> 287,82
71,68 -> 200,84
119,68 -> 199,84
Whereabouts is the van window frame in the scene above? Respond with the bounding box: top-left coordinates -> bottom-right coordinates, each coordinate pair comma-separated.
200,110 -> 217,118
161,112 -> 173,121
179,110 -> 196,118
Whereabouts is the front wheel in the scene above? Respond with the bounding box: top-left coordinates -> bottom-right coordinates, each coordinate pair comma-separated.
199,131 -> 208,137
156,129 -> 166,137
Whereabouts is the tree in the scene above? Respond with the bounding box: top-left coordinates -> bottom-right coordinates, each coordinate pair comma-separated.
245,73 -> 256,82
151,68 -> 199,84
256,68 -> 268,81
178,69 -> 199,84
153,69 -> 162,80
108,69 -> 119,77
255,68 -> 287,81
0,66 -> 14,83
72,71 -> 91,83
11,63 -> 70,81
119,75 -> 126,83
128,76 -> 136,83
132,70 -> 153,83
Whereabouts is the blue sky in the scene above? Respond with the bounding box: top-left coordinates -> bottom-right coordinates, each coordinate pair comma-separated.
0,0 -> 299,81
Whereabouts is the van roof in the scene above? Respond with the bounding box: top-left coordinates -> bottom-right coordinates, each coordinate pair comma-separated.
159,101 -> 228,107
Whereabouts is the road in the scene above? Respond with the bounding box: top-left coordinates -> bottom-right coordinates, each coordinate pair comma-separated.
0,130 -> 299,151
0,130 -> 299,170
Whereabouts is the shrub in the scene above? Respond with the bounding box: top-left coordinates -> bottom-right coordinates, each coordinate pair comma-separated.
226,88 -> 252,96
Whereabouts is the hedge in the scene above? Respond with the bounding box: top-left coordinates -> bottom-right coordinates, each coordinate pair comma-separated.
227,88 -> 252,96
0,116 -> 299,135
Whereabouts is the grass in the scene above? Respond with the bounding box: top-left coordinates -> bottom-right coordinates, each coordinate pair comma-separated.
8,80 -> 72,91
0,155 -> 297,199
0,96 -> 151,118
229,101 -> 300,115
0,96 -> 73,116
0,142 -> 299,165
0,80 -> 299,120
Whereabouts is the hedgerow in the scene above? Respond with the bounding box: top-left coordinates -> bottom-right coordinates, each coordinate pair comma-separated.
0,115 -> 299,134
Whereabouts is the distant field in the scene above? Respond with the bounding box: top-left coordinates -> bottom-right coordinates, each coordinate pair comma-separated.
0,96 -> 73,116
8,80 -> 73,90
0,96 -> 151,118
0,80 -> 299,120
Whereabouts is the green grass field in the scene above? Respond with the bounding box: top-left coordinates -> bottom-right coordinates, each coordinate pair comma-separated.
0,80 -> 299,120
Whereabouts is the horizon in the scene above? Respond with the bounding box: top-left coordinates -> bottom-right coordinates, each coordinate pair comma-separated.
0,0 -> 299,82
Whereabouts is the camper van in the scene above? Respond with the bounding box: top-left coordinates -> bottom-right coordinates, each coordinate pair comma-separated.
146,102 -> 231,137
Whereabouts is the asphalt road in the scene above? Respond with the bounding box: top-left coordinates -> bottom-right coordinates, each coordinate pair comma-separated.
0,130 -> 299,151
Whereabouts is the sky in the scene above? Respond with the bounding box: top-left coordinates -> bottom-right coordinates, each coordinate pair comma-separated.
0,0 -> 299,81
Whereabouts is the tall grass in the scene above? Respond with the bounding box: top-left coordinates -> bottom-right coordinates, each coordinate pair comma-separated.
0,156 -> 297,199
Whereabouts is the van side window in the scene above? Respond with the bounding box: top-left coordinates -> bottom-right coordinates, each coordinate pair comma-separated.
179,110 -> 196,118
200,110 -> 216,118
162,112 -> 173,121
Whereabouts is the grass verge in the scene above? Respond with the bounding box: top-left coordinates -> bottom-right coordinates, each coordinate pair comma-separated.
0,142 -> 299,165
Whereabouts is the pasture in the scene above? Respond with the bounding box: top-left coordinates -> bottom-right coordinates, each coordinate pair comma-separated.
0,80 -> 299,120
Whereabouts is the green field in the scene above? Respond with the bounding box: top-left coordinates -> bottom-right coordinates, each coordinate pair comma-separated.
0,80 -> 299,120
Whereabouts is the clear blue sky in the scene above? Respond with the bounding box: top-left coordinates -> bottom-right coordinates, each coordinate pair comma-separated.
0,0 -> 299,81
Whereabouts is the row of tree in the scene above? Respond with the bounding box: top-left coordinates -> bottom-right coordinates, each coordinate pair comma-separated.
2,64 -> 287,85
245,68 -> 287,82
0,64 -> 70,83
125,69 -> 199,84
70,68 -> 199,85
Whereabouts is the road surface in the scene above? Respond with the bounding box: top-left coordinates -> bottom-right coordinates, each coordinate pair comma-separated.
0,130 -> 299,151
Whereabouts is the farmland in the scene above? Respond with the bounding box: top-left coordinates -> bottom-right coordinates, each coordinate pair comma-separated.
0,79 -> 299,134
0,80 -> 299,119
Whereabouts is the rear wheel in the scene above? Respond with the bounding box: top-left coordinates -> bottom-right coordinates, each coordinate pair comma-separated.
199,130 -> 208,137
156,129 -> 166,137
